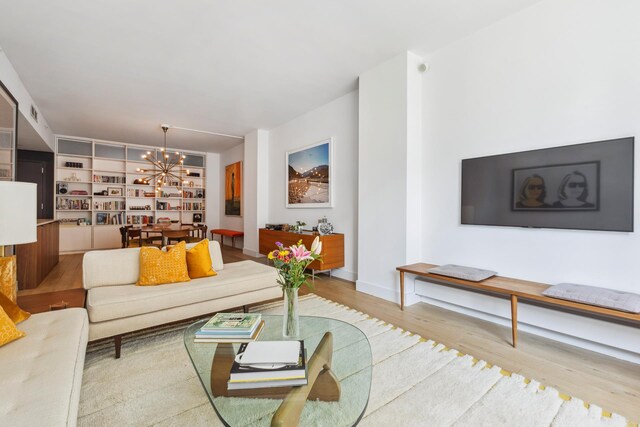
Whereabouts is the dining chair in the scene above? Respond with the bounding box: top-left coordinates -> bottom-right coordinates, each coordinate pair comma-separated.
162,229 -> 190,246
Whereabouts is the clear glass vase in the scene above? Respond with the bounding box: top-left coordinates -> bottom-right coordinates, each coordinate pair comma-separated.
282,287 -> 299,338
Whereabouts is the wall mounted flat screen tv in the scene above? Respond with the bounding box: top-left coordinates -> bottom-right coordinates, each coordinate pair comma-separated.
461,137 -> 634,232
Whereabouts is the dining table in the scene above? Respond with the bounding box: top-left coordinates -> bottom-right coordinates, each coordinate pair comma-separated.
134,223 -> 202,246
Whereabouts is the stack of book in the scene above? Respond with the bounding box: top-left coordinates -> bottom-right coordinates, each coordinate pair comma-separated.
227,340 -> 307,390
194,313 -> 264,343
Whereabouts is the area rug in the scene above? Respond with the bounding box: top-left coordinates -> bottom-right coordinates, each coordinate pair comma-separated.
78,295 -> 633,427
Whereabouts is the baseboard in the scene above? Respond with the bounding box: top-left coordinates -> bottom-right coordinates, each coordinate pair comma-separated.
242,248 -> 264,258
416,294 -> 640,365
355,279 -> 420,307
329,269 -> 357,282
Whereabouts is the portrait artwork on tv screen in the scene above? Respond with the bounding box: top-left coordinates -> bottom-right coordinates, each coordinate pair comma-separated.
512,161 -> 600,211
461,137 -> 633,232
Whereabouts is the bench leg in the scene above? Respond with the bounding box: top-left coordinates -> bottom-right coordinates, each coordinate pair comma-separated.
115,335 -> 122,359
399,271 -> 405,310
510,295 -> 518,348
243,305 -> 249,313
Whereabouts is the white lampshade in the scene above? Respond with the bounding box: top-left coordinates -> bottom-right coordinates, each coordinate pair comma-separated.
0,182 -> 37,246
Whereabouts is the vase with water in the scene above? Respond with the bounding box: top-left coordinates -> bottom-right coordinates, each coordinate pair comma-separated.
282,286 -> 299,338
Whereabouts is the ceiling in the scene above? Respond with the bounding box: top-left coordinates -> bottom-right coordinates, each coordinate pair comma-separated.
0,0 -> 540,153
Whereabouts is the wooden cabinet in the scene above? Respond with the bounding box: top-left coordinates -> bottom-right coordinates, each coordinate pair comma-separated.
16,220 -> 59,290
258,229 -> 344,271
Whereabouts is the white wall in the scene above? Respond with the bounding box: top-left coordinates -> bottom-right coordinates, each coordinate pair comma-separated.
357,52 -> 423,299
419,0 -> 640,362
205,152 -> 220,232
268,91 -> 359,281
243,129 -> 269,257
0,49 -> 54,150
218,143 -> 244,247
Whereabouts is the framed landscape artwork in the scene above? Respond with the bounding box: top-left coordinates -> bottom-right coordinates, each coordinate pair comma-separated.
286,138 -> 332,208
225,161 -> 242,216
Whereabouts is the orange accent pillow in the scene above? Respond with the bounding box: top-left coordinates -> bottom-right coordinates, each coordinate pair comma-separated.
137,241 -> 191,286
0,292 -> 30,324
0,306 -> 25,347
0,256 -> 17,303
186,240 -> 217,279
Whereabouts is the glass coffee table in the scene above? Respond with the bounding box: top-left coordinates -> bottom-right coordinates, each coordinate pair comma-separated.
184,315 -> 372,426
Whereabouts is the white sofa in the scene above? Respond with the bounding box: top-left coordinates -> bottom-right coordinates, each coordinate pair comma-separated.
83,240 -> 281,357
0,308 -> 89,426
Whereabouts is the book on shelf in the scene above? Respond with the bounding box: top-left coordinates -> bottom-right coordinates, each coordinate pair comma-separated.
201,313 -> 262,332
227,341 -> 307,390
193,320 -> 265,343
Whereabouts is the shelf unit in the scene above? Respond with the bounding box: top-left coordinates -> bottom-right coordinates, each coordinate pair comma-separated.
55,136 -> 207,253
0,128 -> 15,181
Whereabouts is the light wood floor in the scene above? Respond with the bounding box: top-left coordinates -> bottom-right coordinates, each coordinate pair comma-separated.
20,247 -> 640,422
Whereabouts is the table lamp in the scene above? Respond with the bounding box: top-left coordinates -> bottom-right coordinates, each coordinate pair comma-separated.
0,182 -> 37,301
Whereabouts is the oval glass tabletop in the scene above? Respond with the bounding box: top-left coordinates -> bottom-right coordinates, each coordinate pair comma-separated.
184,315 -> 372,427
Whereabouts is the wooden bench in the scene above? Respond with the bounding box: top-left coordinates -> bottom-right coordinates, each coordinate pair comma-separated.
210,229 -> 244,248
397,263 -> 640,348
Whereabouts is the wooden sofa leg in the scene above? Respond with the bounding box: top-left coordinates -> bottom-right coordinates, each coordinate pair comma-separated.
243,305 -> 249,313
115,335 -> 122,359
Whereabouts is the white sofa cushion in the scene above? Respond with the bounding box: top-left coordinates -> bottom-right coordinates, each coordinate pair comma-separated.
0,308 -> 88,427
86,260 -> 278,322
83,240 -> 224,289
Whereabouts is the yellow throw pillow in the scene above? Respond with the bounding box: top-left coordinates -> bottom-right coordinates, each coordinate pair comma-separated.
0,292 -> 30,324
186,239 -> 217,279
0,306 -> 25,347
0,256 -> 17,303
137,241 -> 191,286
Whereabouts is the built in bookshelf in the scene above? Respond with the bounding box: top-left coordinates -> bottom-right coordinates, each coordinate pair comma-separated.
55,137 -> 207,253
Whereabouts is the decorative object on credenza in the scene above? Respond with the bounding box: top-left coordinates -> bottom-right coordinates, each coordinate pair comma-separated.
225,161 -> 242,216
57,183 -> 69,194
291,220 -> 306,233
265,223 -> 286,231
268,237 -> 322,338
0,182 -> 37,301
107,187 -> 123,196
286,138 -> 332,208
317,216 -> 334,235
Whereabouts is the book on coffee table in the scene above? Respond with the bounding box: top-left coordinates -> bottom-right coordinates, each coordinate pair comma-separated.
227,341 -> 307,390
237,340 -> 301,365
201,313 -> 262,332
194,321 -> 265,343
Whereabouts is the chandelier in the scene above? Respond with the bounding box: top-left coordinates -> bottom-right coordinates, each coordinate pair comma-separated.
136,125 -> 191,193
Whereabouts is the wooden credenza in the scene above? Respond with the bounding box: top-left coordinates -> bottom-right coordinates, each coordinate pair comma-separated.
17,219 -> 59,290
258,229 -> 344,272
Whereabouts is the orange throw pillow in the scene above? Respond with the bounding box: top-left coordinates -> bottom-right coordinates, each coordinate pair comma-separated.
0,306 -> 25,347
0,292 -> 30,324
137,241 -> 191,286
186,240 -> 217,279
